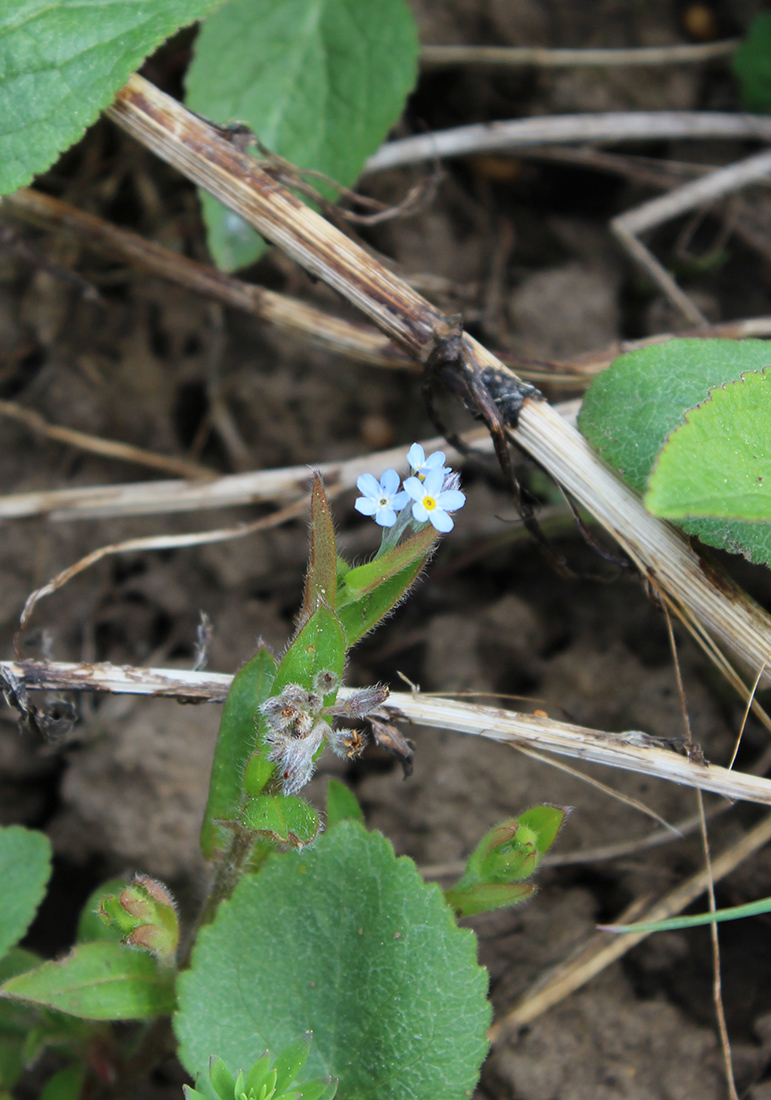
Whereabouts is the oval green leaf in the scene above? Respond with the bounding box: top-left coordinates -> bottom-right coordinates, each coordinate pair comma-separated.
578,338 -> 771,564
202,645 -> 278,859
272,606 -> 345,705
0,826 -> 52,963
0,942 -> 175,1020
185,0 -> 419,269
645,368 -> 771,521
175,823 -> 490,1100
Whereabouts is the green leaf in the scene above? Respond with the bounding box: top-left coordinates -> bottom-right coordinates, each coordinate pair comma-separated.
76,879 -> 128,944
516,806 -> 567,856
209,1057 -> 235,1100
185,0 -> 419,270
0,942 -> 175,1020
299,476 -> 338,629
0,0 -> 223,197
273,1031 -> 312,1093
645,368 -> 771,520
325,779 -> 365,828
39,1064 -> 85,1100
578,338 -> 771,565
175,823 -> 490,1100
444,882 -> 535,920
0,826 -> 51,962
202,645 -> 278,859
733,12 -> 771,112
240,796 -> 320,849
336,525 -> 437,646
0,950 -> 41,1090
272,606 -> 346,704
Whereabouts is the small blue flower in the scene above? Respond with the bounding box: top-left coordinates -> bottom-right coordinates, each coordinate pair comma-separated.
407,443 -> 447,481
355,469 -> 409,527
404,468 -> 466,532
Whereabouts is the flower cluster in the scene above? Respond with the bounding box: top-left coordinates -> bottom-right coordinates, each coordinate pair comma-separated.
355,443 -> 466,532
260,673 -> 389,795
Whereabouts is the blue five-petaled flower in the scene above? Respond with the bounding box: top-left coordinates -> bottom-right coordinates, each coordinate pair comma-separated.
404,468 -> 466,532
406,442 -> 447,480
355,469 -> 409,527
355,445 -> 466,531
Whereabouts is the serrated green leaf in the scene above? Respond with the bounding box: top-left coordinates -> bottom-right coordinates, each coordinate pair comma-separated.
175,823 -> 490,1100
733,12 -> 771,112
0,826 -> 51,963
0,942 -> 175,1020
444,882 -> 535,920
325,779 -> 364,828
0,0 -> 223,197
185,0 -> 419,270
273,606 -> 345,704
202,645 -> 278,859
578,338 -> 771,565
240,796 -> 320,849
299,476 -> 338,630
645,368 -> 771,520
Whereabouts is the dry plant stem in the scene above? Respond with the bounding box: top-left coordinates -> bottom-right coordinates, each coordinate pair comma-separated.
5,659 -> 771,807
5,190 -> 771,388
366,112 -> 771,174
421,40 -> 738,69
0,397 -> 215,480
611,148 -> 771,324
1,189 -> 404,371
489,811 -> 771,1039
0,428 -> 490,521
98,75 -> 771,690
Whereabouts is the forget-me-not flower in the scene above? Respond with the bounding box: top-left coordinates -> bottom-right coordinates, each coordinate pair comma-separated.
355,469 -> 409,527
404,468 -> 466,532
407,443 -> 447,481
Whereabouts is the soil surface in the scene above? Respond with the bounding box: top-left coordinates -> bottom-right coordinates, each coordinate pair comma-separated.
3,2 -> 771,1099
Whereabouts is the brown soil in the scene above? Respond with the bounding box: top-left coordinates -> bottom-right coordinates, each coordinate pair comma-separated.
4,2 -> 771,1098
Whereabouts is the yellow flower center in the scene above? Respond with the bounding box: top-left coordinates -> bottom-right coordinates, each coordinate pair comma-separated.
423,495 -> 437,511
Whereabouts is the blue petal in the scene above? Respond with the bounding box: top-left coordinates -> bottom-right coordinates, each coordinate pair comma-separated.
375,507 -> 397,527
391,490 -> 410,510
379,468 -> 401,495
356,472 -> 380,498
436,490 -> 466,512
422,469 -> 444,495
425,451 -> 446,469
407,443 -> 425,469
403,476 -> 424,501
411,501 -> 429,522
355,497 -> 378,516
430,509 -> 454,532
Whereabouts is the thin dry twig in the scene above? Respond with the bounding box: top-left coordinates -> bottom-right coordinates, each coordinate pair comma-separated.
4,659 -> 771,808
611,148 -> 771,323
365,112 -> 771,174
17,495 -> 317,631
420,40 -> 739,69
0,398 -> 216,480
